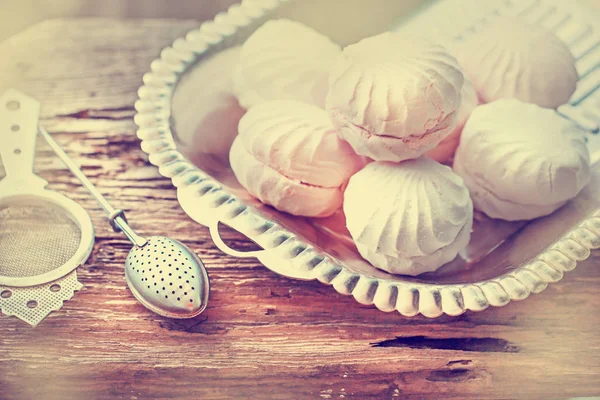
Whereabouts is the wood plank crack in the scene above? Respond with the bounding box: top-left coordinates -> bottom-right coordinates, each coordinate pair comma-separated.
371,335 -> 520,353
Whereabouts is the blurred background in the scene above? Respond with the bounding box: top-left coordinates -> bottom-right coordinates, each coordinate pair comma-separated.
1,0 -> 598,44
0,0 -> 435,46
0,0 -> 239,42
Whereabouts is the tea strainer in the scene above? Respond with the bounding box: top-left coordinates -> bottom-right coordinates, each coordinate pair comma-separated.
39,118 -> 210,319
0,89 -> 95,326
1,89 -> 210,322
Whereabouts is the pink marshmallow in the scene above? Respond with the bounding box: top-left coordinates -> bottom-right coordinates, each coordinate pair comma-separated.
230,100 -> 366,217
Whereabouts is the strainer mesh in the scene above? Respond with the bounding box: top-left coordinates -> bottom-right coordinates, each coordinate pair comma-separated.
0,202 -> 81,278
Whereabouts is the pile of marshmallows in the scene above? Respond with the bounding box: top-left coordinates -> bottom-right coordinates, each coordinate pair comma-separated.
227,17 -> 591,276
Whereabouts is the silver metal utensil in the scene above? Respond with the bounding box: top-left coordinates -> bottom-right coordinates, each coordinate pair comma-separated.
38,126 -> 209,319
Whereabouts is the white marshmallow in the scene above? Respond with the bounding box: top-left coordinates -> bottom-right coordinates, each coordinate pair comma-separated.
455,17 -> 577,109
172,46 -> 244,159
326,32 -> 464,162
230,100 -> 365,217
234,19 -> 341,109
454,99 -> 591,221
344,158 -> 473,275
230,138 -> 343,217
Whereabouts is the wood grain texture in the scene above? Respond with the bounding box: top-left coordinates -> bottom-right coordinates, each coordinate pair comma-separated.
0,19 -> 600,400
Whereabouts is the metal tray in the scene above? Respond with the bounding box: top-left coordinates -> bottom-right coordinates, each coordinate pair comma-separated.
134,0 -> 600,317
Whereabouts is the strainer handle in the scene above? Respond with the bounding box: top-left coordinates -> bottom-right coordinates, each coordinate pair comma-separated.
39,125 -> 117,215
0,89 -> 46,189
38,125 -> 148,248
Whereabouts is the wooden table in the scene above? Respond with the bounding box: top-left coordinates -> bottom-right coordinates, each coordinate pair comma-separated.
0,19 -> 599,400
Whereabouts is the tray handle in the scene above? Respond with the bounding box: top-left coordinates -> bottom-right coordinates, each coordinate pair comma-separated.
208,219 -> 315,281
209,220 -> 264,259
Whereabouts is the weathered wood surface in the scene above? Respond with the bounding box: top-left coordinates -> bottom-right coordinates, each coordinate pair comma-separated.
0,19 -> 599,400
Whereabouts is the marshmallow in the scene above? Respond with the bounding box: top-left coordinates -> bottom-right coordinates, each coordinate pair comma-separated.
454,99 -> 591,221
230,100 -> 365,217
344,158 -> 473,275
234,19 -> 341,109
172,46 -> 244,160
326,32 -> 464,162
455,17 -> 577,109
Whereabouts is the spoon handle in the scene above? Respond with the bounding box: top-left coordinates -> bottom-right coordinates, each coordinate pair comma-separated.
38,126 -> 148,247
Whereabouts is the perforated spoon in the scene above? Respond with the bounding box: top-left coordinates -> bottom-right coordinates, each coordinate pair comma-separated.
39,126 -> 209,319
